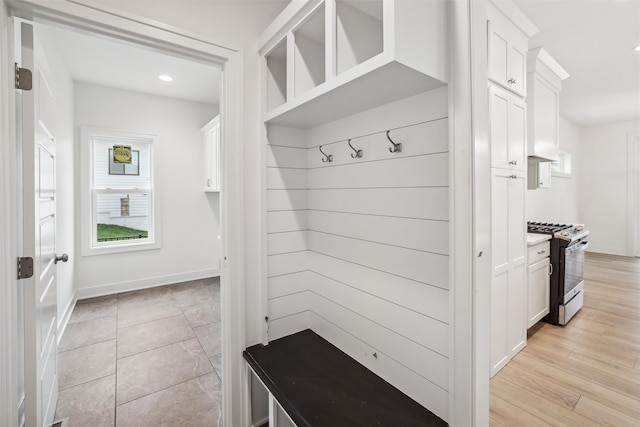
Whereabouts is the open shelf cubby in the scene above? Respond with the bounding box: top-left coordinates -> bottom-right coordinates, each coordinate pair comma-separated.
336,0 -> 383,75
266,39 -> 288,111
294,4 -> 325,97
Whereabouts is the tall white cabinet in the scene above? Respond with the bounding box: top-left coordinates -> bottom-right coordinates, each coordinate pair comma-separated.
487,1 -> 535,377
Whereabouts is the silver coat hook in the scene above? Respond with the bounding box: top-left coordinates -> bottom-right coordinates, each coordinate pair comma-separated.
319,145 -> 333,163
348,139 -> 363,158
386,130 -> 402,153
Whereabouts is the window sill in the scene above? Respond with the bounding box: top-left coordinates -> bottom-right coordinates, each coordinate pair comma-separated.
82,239 -> 161,257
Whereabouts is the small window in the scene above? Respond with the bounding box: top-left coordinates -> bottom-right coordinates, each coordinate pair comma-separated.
81,128 -> 159,256
550,152 -> 572,177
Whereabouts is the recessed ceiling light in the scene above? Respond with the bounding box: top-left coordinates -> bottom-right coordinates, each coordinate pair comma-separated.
635,45 -> 640,52
158,75 -> 173,82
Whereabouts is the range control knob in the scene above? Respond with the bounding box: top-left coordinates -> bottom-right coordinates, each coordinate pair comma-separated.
561,231 -> 570,236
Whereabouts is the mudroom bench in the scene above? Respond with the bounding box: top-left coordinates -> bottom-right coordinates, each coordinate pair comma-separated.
243,329 -> 447,427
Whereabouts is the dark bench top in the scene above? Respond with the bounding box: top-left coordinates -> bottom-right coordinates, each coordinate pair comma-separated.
243,329 -> 447,427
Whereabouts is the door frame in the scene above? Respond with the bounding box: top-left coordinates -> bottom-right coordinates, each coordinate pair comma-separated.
628,132 -> 640,257
0,1 -> 247,425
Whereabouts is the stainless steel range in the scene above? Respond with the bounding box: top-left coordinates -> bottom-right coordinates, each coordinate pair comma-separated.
527,222 -> 590,325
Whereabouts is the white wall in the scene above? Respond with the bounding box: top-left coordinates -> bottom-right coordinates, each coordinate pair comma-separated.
580,119 -> 640,256
526,117 -> 581,223
32,25 -> 77,335
74,82 -> 221,296
264,88 -> 450,421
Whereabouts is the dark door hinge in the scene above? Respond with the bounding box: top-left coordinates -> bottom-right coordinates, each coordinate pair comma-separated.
15,63 -> 32,91
17,257 -> 34,279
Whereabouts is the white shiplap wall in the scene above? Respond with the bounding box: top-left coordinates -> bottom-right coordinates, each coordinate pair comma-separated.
265,88 -> 450,421
266,125 -> 311,339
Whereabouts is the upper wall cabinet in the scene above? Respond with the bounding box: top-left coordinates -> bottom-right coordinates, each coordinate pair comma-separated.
527,47 -> 569,161
202,116 -> 220,193
259,0 -> 448,128
487,2 -> 537,98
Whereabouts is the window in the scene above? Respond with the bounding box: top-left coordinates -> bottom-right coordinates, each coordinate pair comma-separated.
550,151 -> 572,177
81,128 -> 159,255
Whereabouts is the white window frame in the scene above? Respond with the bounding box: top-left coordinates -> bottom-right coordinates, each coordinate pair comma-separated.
550,151 -> 572,178
81,127 -> 160,256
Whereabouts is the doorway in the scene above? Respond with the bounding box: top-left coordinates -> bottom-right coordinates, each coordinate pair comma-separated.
2,2 -> 246,426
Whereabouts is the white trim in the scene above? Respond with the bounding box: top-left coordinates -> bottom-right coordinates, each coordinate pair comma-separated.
0,3 -> 19,426
627,132 -> 640,257
75,268 -> 220,300
527,47 -> 570,82
56,292 -> 76,346
470,0 -> 492,423
449,0 -> 490,425
257,0 -> 320,55
488,0 -> 538,37
80,127 -> 159,256
2,1 -> 246,426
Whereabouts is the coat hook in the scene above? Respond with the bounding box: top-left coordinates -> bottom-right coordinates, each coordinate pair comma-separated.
319,145 -> 333,163
386,130 -> 402,153
348,139 -> 363,158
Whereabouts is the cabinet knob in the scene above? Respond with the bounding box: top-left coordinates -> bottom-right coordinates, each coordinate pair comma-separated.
508,78 -> 516,85
537,250 -> 545,255
549,263 -> 553,275
207,179 -> 212,187
509,160 -> 517,166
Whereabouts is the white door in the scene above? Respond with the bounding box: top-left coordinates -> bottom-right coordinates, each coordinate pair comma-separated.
19,21 -> 60,427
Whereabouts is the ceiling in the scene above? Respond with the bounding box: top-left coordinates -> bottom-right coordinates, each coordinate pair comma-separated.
40,23 -> 221,106
40,1 -> 638,127
512,0 -> 640,127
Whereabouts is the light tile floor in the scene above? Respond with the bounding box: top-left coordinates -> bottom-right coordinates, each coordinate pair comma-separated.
55,277 -> 222,426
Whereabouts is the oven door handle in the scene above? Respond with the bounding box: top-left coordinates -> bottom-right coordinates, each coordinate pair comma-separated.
566,241 -> 589,254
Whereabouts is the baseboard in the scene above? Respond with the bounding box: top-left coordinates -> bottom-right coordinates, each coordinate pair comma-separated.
57,293 -> 77,346
74,268 -> 220,300
252,415 -> 269,427
586,244 -> 629,257
17,393 -> 24,427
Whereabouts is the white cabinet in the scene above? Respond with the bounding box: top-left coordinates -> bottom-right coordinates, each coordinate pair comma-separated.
260,0 -> 448,128
490,169 -> 526,377
490,84 -> 526,171
202,115 -> 220,192
527,158 -> 550,189
487,3 -> 528,97
526,47 -> 569,161
527,240 -> 550,328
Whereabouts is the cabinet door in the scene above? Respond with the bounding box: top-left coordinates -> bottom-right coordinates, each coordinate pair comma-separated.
490,169 -> 527,376
491,269 -> 509,377
487,14 -> 527,97
507,28 -> 527,96
508,171 -> 526,265
532,76 -> 559,149
508,172 -> 526,355
509,96 -> 526,171
508,262 -> 526,356
488,19 -> 509,89
528,258 -> 551,328
490,85 -> 527,171
490,85 -> 510,169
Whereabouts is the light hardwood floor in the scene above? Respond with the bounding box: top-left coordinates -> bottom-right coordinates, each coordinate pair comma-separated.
490,253 -> 640,426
